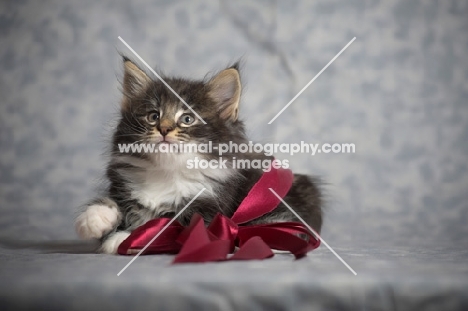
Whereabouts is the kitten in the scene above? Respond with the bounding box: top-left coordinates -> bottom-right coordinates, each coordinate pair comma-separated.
75,58 -> 323,254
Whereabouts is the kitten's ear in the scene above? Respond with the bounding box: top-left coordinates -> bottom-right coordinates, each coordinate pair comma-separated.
208,66 -> 241,121
121,57 -> 151,107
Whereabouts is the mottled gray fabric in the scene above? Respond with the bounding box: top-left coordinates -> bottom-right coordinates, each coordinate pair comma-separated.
0,0 -> 467,310
1,242 -> 468,310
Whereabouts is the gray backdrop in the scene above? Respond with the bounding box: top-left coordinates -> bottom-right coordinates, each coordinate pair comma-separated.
1,0 -> 468,251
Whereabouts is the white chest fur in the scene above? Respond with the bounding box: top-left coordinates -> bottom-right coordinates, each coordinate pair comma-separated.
115,153 -> 234,215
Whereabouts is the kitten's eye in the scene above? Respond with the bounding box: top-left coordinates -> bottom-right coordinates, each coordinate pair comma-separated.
180,114 -> 195,125
147,111 -> 160,124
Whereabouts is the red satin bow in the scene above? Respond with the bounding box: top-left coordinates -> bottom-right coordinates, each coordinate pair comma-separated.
118,167 -> 321,263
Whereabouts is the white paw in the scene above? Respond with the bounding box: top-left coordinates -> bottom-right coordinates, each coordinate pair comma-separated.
75,204 -> 121,240
100,231 -> 131,254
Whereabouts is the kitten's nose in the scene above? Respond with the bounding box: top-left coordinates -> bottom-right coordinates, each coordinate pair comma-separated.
159,126 -> 174,136
158,119 -> 175,137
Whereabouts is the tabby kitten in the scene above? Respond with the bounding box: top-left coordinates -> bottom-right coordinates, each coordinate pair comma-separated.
75,58 -> 323,254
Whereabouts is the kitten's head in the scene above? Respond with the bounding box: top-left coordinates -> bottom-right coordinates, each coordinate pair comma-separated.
113,57 -> 247,157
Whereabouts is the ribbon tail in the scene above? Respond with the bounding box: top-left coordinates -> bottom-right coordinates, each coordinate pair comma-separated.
173,240 -> 231,263
229,236 -> 274,261
172,214 -> 231,264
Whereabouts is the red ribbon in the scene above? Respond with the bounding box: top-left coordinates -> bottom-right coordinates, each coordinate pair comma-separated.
118,167 -> 321,263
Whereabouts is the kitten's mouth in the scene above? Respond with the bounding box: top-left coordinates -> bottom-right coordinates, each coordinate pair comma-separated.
156,137 -> 178,144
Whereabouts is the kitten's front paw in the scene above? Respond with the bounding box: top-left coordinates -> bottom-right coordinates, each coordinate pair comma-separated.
100,231 -> 131,254
75,204 -> 121,240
